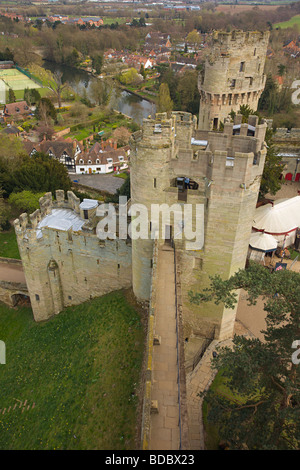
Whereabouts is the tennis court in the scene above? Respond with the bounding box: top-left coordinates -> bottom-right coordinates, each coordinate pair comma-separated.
0,67 -> 41,91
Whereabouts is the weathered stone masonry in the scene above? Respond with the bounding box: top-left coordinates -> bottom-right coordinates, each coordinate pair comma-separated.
198,30 -> 269,131
130,111 -> 267,344
14,190 -> 132,321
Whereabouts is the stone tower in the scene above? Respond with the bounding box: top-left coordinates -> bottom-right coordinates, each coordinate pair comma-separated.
130,111 -> 267,342
130,113 -> 178,301
198,30 -> 270,131
14,190 -> 132,321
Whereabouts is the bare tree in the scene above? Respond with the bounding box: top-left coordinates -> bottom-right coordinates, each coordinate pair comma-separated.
36,122 -> 55,141
48,71 -> 67,108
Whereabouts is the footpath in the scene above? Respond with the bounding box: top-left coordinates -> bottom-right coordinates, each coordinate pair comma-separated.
149,245 -> 181,450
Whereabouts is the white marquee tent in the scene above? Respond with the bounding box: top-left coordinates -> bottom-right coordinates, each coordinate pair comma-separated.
248,231 -> 278,262
249,231 -> 278,252
252,196 -> 300,246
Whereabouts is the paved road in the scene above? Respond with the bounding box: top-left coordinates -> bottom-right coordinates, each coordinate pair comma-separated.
70,174 -> 124,194
0,262 -> 26,284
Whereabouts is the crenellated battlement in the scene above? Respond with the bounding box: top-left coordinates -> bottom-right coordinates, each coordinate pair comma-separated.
141,113 -> 176,143
212,30 -> 270,50
13,189 -> 132,322
208,114 -> 267,155
199,29 -> 269,131
14,190 -> 86,243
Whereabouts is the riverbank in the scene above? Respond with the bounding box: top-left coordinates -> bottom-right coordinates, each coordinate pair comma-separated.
41,60 -> 155,124
118,84 -> 157,105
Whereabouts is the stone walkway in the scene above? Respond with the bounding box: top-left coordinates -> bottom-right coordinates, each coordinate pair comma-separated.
149,245 -> 181,450
0,262 -> 26,284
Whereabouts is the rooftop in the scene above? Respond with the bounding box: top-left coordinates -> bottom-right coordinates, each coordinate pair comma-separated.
36,208 -> 85,238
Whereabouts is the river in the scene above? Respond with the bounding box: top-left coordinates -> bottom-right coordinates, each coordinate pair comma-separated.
42,61 -> 155,125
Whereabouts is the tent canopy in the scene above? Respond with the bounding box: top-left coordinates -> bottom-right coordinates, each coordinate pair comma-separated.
249,231 -> 278,252
253,196 -> 300,235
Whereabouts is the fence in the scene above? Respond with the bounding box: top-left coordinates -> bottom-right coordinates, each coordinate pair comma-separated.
15,65 -> 43,88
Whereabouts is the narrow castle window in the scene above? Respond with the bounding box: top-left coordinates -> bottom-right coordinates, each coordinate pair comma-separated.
239,62 -> 245,72
35,294 -> 40,301
153,178 -> 156,188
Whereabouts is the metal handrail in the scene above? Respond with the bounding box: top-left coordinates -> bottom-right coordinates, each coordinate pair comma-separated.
172,238 -> 182,450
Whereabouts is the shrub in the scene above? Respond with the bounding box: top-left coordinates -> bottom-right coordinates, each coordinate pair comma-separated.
9,190 -> 45,214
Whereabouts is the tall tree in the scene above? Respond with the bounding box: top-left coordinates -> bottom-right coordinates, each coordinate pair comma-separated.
0,187 -> 8,231
24,87 -> 41,106
189,263 -> 300,450
92,54 -> 103,75
12,153 -> 71,195
36,97 -> 57,123
8,88 -> 16,104
259,127 -> 284,199
89,78 -> 113,107
176,70 -> 200,114
157,83 -> 173,113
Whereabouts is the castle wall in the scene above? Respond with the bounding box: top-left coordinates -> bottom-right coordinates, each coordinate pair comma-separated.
14,191 -> 132,321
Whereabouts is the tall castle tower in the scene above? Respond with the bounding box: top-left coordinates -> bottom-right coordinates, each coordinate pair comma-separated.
131,111 -> 267,341
198,30 -> 270,131
130,113 -> 178,300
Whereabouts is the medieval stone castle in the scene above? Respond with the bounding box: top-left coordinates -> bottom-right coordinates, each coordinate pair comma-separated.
13,30 -> 269,355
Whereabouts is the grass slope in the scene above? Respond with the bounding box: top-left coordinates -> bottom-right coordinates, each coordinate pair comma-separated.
0,291 -> 145,450
274,14 -> 300,29
0,229 -> 20,259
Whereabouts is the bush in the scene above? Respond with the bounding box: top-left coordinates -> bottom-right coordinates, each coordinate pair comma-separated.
0,218 -> 10,231
9,190 -> 45,214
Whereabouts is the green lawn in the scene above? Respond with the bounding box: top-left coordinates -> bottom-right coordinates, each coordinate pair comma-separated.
274,14 -> 300,29
0,291 -> 145,449
113,172 -> 128,179
102,17 -> 127,25
0,229 -> 20,259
